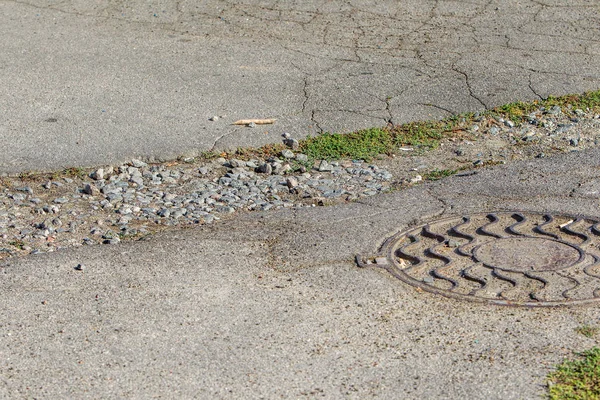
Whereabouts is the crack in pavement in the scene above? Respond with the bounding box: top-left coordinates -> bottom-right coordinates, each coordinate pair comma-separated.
528,73 -> 545,101
451,63 -> 489,109
2,0 -> 600,171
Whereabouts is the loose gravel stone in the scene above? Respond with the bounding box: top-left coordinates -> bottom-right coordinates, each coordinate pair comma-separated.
90,168 -> 105,180
83,183 -> 100,196
318,160 -> 333,172
258,163 -> 273,174
281,149 -> 295,159
284,138 -> 300,150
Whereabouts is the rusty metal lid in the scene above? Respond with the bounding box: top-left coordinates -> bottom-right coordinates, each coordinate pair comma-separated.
357,212 -> 600,307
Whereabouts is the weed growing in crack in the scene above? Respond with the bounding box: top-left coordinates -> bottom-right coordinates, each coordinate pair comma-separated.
424,169 -> 458,181
575,325 -> 599,338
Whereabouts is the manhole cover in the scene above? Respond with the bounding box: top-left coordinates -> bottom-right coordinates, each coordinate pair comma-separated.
357,212 -> 600,307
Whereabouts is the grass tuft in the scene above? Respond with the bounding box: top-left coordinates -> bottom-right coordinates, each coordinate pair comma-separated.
300,128 -> 394,161
548,347 -> 600,400
297,89 -> 600,162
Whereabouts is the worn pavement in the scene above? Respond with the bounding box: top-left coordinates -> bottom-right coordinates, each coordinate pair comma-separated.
1,0 -> 600,172
3,149 -> 600,398
2,1 -> 600,398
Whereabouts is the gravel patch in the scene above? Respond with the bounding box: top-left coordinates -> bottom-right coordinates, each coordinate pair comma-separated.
1,106 -> 599,259
0,154 -> 393,258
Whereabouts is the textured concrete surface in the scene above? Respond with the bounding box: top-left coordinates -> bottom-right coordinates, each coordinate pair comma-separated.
2,0 -> 600,172
3,149 -> 600,398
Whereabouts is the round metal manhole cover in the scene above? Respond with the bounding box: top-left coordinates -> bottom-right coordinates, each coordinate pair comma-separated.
357,212 -> 600,307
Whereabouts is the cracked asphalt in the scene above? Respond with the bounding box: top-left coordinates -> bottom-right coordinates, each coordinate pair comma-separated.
2,1 -> 600,399
4,149 -> 600,399
2,0 -> 600,172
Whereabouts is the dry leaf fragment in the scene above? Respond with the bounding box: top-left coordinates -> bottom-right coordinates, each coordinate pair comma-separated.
232,118 -> 276,126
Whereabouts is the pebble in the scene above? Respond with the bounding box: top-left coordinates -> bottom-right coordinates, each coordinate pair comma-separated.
547,105 -> 562,115
318,160 -> 333,172
410,175 -> 422,184
555,124 -> 573,134
284,138 -> 300,150
90,168 -> 104,181
83,183 -> 100,196
295,153 -> 308,162
281,149 -> 295,159
258,163 -> 273,174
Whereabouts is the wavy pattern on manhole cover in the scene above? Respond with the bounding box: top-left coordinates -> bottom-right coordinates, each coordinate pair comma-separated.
357,212 -> 600,307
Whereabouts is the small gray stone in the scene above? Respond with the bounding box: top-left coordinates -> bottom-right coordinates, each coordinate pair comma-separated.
283,138 -> 300,150
90,168 -> 104,180
199,167 -> 210,175
504,119 -> 515,128
258,163 -> 273,174
9,193 -> 26,202
570,138 -> 579,147
130,176 -> 144,187
83,183 -> 100,196
229,159 -> 245,168
54,197 -> 69,204
295,153 -> 308,162
74,264 -> 85,271
548,105 -> 562,115
488,126 -> 500,135
281,149 -> 295,159
131,159 -> 148,168
286,177 -> 299,189
318,160 -> 333,172
522,132 -> 536,142
555,124 -> 573,134
209,116 -> 219,121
